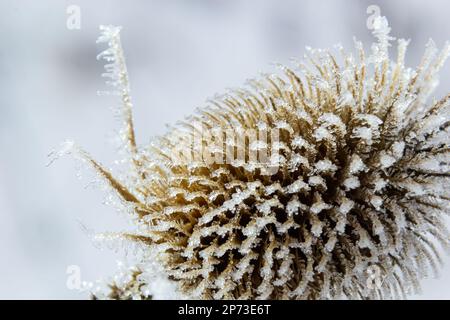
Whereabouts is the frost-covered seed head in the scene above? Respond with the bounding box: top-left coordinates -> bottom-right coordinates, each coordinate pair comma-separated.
72,17 -> 450,299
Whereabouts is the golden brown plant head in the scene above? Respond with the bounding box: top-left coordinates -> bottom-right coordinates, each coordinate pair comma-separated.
65,17 -> 450,299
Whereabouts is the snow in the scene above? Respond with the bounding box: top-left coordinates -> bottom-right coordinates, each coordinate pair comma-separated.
285,179 -> 310,194
308,176 -> 326,188
370,195 -> 383,210
286,196 -> 301,216
352,127 -> 373,143
339,198 -> 355,214
379,153 -> 397,169
291,136 -> 310,149
343,176 -> 360,190
313,127 -> 332,141
315,159 -> 338,173
373,178 -> 388,192
348,155 -> 366,174
392,141 -> 405,158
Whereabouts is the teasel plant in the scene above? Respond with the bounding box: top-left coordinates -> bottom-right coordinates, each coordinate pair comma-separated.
58,15 -> 450,300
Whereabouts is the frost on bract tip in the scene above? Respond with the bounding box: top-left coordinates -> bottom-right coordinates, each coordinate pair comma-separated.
70,16 -> 450,299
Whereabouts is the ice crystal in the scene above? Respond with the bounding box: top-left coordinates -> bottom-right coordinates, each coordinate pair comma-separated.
70,17 -> 450,300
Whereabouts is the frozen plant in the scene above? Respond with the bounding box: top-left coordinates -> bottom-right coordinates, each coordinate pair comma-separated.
66,16 -> 449,299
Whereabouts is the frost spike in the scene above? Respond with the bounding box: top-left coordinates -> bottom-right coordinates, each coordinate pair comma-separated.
97,25 -> 140,173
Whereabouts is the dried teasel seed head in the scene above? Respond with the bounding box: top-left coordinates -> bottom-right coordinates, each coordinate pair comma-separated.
69,17 -> 450,299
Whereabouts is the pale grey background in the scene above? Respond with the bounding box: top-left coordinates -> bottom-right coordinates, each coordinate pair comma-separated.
0,0 -> 449,299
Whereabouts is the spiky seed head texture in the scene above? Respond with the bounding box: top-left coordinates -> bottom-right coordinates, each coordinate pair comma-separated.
69,17 -> 450,299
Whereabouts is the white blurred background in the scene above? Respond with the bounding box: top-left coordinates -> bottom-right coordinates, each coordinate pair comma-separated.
0,0 -> 449,299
